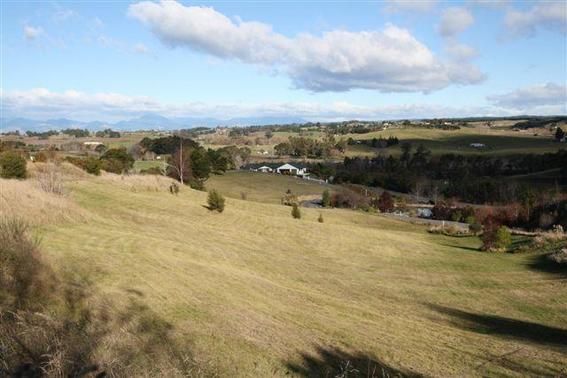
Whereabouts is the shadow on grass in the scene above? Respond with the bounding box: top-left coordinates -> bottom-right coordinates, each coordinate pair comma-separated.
286,346 -> 423,377
439,243 -> 480,252
526,253 -> 567,279
427,304 -> 567,349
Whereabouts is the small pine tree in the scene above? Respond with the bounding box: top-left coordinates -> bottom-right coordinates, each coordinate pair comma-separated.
207,190 -> 225,213
318,213 -> 324,223
0,151 -> 27,179
291,203 -> 301,219
494,226 -> 512,250
322,189 -> 331,208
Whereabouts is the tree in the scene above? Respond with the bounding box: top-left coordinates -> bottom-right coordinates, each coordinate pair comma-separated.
100,148 -> 134,174
265,129 -> 273,140
207,190 -> 225,212
400,142 -> 413,167
0,151 -> 26,179
376,191 -> 394,213
322,189 -> 331,207
318,213 -> 324,223
555,127 -> 565,142
291,203 -> 301,219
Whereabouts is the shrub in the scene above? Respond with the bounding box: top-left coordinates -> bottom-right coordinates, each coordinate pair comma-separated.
495,226 -> 512,250
376,191 -> 394,213
189,179 -> 206,191
291,203 -> 301,219
282,190 -> 298,206
482,222 -> 512,251
100,147 -> 134,174
169,182 -> 179,195
84,157 -> 102,175
322,189 -> 331,207
318,213 -> 324,223
240,192 -> 248,200
0,151 -> 26,179
469,223 -> 482,235
207,190 -> 225,212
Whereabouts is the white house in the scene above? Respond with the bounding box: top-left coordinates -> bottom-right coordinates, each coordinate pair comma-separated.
275,163 -> 308,177
470,143 -> 486,148
257,166 -> 273,173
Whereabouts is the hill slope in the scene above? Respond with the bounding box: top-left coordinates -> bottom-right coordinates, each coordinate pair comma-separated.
4,171 -> 566,376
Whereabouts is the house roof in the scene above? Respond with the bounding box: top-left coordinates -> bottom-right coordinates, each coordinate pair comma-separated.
258,166 -> 272,169
277,163 -> 299,170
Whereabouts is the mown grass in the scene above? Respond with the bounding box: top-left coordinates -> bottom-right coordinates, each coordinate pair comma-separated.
207,171 -> 336,204
3,170 -> 566,376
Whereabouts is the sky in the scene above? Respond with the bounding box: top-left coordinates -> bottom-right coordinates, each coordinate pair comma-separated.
1,0 -> 566,122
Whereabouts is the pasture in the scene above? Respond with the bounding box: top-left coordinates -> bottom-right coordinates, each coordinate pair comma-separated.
3,166 -> 565,376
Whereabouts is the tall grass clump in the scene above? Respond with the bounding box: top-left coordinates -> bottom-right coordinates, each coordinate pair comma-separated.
291,203 -> 301,219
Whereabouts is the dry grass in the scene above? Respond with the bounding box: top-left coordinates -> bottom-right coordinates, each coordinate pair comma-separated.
6,169 -> 565,376
0,178 -> 88,226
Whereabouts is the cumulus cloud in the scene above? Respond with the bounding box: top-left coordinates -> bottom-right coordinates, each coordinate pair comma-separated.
1,87 -> 530,123
487,83 -> 567,110
23,25 -> 43,41
383,0 -> 438,13
128,1 -> 483,92
437,7 -> 474,37
505,2 -> 567,38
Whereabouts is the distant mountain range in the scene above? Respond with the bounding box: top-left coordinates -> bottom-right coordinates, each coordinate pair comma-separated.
0,114 -> 309,132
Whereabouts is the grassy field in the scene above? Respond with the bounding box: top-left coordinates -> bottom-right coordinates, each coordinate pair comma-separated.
342,126 -> 562,157
207,171 -> 335,203
2,168 -> 566,376
199,125 -> 563,160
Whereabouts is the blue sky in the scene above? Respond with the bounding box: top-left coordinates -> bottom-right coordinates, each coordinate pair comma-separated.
1,0 -> 566,122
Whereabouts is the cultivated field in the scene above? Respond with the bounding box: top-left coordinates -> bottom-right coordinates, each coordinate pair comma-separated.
3,165 -> 565,376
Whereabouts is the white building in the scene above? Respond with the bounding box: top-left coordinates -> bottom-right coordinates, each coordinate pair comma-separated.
276,163 -> 308,177
470,143 -> 486,148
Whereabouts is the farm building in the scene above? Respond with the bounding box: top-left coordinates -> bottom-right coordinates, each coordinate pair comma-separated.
275,163 -> 309,177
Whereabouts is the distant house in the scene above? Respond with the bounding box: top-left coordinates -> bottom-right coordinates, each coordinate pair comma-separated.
257,166 -> 273,173
83,141 -> 103,147
276,163 -> 308,177
470,143 -> 486,148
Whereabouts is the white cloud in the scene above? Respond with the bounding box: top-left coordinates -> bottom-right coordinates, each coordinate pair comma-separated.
505,2 -> 567,38
445,41 -> 478,61
487,83 -> 567,110
438,7 -> 474,37
128,1 -> 484,93
133,43 -> 150,54
3,87 -> 563,124
23,25 -> 43,41
383,0 -> 438,13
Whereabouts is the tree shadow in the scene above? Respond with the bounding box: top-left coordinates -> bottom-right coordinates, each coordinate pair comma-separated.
526,253 -> 567,279
427,304 -> 567,349
285,346 -> 423,377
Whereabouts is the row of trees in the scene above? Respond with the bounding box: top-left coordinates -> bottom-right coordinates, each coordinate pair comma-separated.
274,135 -> 347,158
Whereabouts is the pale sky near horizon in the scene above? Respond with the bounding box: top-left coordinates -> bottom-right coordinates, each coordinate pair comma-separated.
1,0 -> 566,122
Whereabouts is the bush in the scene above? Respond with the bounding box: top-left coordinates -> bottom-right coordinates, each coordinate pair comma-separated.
322,189 -> 331,207
291,203 -> 301,219
207,190 -> 225,212
0,151 -> 26,179
469,223 -> 482,235
318,213 -> 324,223
495,226 -> 512,249
482,222 -> 512,251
